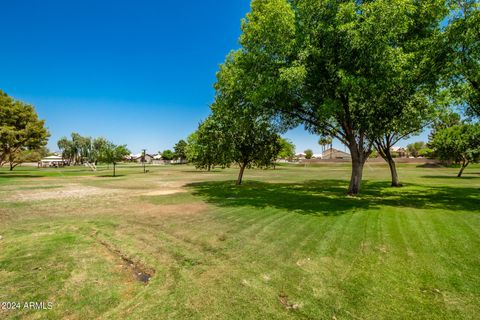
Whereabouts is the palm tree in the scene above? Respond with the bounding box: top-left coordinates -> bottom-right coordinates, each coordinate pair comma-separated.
318,136 -> 333,158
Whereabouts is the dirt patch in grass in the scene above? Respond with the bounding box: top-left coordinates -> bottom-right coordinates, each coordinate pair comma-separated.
142,189 -> 186,196
7,184 -> 120,202
278,292 -> 301,310
92,231 -> 155,284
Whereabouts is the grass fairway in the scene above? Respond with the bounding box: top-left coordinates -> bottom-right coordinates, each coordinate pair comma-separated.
0,163 -> 479,319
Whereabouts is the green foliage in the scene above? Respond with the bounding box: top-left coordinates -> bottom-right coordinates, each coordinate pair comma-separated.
277,137 -> 295,159
97,142 -> 130,176
418,148 -> 434,158
210,97 -> 282,184
0,90 -> 50,169
369,150 -> 379,158
428,111 -> 462,143
161,149 -> 175,161
220,0 -> 449,194
186,118 -> 230,170
199,106 -> 281,184
318,137 -> 333,152
57,133 -> 107,165
430,123 -> 480,176
173,139 -> 188,161
6,149 -> 45,171
444,1 -> 480,118
304,149 -> 313,160
407,141 -> 427,158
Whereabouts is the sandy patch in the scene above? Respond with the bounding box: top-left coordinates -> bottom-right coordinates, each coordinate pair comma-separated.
8,184 -> 120,202
142,189 -> 186,196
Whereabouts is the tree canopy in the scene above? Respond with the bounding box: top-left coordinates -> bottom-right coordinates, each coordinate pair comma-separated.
161,149 -> 175,161
173,139 -> 188,161
304,149 -> 313,160
57,133 -> 107,168
217,0 -> 448,194
0,90 -> 50,170
430,123 -> 480,177
407,141 -> 427,158
186,117 -> 231,171
444,1 -> 480,118
277,137 -> 295,160
98,142 -> 130,177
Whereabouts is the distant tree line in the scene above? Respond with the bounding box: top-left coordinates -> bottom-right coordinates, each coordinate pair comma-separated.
57,133 -> 108,166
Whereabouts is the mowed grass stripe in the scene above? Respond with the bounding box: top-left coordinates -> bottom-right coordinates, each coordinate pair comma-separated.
0,164 -> 479,319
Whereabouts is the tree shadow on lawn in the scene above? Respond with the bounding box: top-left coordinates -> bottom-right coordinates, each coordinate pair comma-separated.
187,180 -> 479,216
96,175 -> 126,178
0,173 -> 43,179
421,175 -> 479,180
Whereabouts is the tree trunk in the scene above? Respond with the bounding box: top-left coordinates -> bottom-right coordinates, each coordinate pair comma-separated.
9,163 -> 14,171
386,156 -> 401,187
348,157 -> 365,196
236,163 -> 247,185
208,164 -> 211,172
380,147 -> 401,187
113,163 -> 116,177
346,137 -> 370,196
457,160 -> 469,177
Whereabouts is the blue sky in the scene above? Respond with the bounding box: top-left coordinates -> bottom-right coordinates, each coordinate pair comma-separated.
1,0 -> 428,154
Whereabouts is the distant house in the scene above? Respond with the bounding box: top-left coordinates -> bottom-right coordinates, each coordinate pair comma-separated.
312,153 -> 323,159
127,153 -> 154,164
322,148 -> 351,160
38,155 -> 67,168
295,153 -> 306,160
152,154 -> 165,165
390,146 -> 407,158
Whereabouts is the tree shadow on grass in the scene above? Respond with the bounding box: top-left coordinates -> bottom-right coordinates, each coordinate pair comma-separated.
421,175 -> 479,180
0,173 -> 43,179
96,175 -> 126,178
187,180 -> 479,216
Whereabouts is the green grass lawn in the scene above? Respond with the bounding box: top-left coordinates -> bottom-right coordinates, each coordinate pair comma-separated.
0,163 -> 479,319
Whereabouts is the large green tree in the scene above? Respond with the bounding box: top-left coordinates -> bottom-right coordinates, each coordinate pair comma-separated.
186,118 -> 230,171
445,1 -> 480,118
430,123 -> 480,177
372,94 -> 436,186
0,90 -> 50,170
207,106 -> 281,185
220,0 -> 448,195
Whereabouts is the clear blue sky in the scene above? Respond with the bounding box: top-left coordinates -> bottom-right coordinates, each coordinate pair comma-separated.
0,0 -> 428,154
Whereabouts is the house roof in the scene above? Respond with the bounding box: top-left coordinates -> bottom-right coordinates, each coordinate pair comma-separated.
390,146 -> 406,152
322,148 -> 350,156
40,156 -> 63,161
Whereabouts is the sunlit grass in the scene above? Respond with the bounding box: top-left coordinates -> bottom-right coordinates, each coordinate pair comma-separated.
0,163 -> 479,319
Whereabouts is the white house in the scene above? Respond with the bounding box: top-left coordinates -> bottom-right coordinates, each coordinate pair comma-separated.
38,156 -> 66,168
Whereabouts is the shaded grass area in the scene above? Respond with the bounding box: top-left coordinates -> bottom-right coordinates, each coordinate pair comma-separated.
0,164 -> 479,319
188,179 -> 479,214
